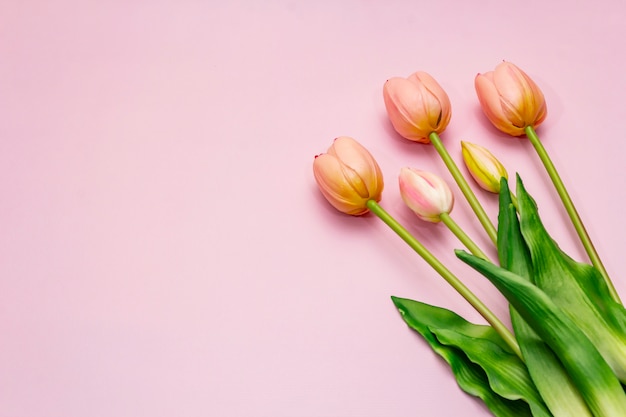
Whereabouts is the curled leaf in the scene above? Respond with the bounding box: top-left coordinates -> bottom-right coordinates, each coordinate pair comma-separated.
392,296 -> 548,417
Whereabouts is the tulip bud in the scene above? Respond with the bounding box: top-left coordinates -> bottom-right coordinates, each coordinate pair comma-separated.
313,136 -> 384,216
461,141 -> 508,193
383,72 -> 452,143
475,61 -> 547,136
398,168 -> 454,223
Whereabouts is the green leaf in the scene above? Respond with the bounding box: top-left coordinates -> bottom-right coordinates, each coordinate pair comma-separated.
516,175 -> 626,382
497,178 -> 592,417
391,296 -> 547,417
497,178 -> 533,280
456,250 -> 626,417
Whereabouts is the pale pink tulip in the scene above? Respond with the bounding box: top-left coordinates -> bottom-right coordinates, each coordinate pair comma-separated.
383,72 -> 452,143
475,62 -> 547,136
313,137 -> 384,215
398,168 -> 454,223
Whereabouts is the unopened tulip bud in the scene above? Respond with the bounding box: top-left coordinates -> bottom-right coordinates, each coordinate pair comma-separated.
398,168 -> 454,223
475,62 -> 547,136
461,141 -> 508,193
313,136 -> 384,216
383,72 -> 452,143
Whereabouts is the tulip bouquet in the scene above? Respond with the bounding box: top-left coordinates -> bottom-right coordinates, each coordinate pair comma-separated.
313,62 -> 626,417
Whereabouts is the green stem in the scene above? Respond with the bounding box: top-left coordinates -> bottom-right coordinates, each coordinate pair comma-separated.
366,200 -> 522,359
429,132 -> 498,245
439,212 -> 491,262
525,126 -> 622,305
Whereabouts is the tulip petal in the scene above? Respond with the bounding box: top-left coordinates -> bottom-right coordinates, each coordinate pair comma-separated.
501,63 -> 546,127
329,136 -> 383,199
493,63 -> 529,127
410,71 -> 452,132
313,154 -> 366,214
383,78 -> 432,142
475,73 -> 525,136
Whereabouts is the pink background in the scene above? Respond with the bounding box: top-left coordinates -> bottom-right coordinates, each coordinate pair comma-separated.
2,1 -> 626,416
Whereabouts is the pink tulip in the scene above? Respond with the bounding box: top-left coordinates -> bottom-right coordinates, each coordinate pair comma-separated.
398,168 -> 454,223
313,136 -> 384,216
475,62 -> 547,136
383,72 -> 452,143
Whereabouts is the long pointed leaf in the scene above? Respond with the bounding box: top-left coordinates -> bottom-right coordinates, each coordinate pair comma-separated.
516,175 -> 626,382
498,178 -> 592,417
456,250 -> 626,417
497,178 -> 533,279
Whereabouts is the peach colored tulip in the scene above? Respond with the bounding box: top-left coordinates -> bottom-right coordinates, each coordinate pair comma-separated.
313,136 -> 384,215
383,72 -> 452,143
475,62 -> 547,136
398,168 -> 454,223
461,141 -> 508,193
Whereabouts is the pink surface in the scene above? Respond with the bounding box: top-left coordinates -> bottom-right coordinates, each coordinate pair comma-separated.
2,1 -> 626,415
